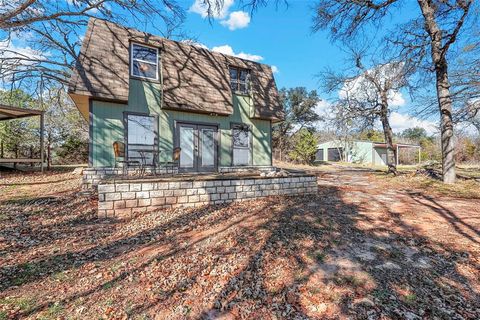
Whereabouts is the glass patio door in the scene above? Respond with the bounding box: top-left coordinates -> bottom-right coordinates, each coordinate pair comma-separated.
177,123 -> 217,172
178,124 -> 196,171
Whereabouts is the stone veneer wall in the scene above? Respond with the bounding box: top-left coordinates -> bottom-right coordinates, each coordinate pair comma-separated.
83,166 -> 276,188
97,175 -> 317,218
218,166 -> 275,173
82,167 -> 179,189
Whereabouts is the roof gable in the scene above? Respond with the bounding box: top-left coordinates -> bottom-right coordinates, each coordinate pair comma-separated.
69,18 -> 283,121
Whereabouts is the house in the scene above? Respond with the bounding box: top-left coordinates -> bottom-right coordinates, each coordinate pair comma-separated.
68,18 -> 283,174
315,140 -> 421,166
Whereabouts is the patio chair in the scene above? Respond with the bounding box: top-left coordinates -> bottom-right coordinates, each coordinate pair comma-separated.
113,141 -> 140,175
161,147 -> 181,174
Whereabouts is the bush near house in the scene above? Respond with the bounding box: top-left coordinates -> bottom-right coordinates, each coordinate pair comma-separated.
289,129 -> 318,164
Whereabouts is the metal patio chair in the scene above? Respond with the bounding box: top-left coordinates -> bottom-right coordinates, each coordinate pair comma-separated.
113,141 -> 141,176
160,147 -> 181,175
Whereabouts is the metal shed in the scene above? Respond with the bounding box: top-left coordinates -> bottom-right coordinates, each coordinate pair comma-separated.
316,140 -> 420,166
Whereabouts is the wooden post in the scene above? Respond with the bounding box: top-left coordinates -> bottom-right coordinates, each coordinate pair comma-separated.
418,146 -> 421,165
40,112 -> 45,172
396,145 -> 399,166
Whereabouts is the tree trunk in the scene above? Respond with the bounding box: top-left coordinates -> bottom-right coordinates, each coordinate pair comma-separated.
379,92 -> 397,175
418,0 -> 456,183
435,60 -> 456,183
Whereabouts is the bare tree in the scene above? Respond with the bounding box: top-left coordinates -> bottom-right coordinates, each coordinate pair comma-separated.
0,1 -> 185,29
312,0 -> 477,183
0,0 -> 189,93
449,38 -> 480,132
322,50 -> 410,174
0,0 -> 276,92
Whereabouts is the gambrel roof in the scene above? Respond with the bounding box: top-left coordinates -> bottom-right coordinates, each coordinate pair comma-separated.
68,18 -> 283,121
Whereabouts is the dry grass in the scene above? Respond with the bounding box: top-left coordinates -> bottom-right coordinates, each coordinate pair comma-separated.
0,166 -> 479,319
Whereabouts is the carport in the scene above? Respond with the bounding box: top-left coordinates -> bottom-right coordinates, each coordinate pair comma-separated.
373,142 -> 421,166
0,104 -> 45,172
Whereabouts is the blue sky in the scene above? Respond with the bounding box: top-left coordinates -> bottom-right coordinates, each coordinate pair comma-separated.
0,0 -> 443,134
178,0 -> 440,134
184,0 -> 340,91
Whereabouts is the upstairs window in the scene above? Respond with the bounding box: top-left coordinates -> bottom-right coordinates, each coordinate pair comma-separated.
131,43 -> 159,80
229,67 -> 250,95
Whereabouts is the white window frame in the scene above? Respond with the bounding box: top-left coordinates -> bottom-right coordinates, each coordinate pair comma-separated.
130,43 -> 159,80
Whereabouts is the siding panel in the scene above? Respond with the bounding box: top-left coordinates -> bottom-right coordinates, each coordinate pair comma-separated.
91,79 -> 271,167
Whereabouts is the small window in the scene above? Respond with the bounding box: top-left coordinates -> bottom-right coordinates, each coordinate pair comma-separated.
232,123 -> 251,166
131,43 -> 159,80
229,66 -> 250,95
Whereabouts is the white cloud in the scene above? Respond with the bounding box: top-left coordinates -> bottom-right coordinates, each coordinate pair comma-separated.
189,0 -> 234,19
0,38 -> 44,64
0,40 -> 44,84
339,62 -> 407,107
220,11 -> 250,30
179,42 -> 266,63
181,39 -> 208,49
314,100 -> 331,118
389,112 -> 438,135
388,91 -> 406,107
339,79 -> 406,107
271,65 -> 279,74
236,52 -> 263,62
211,44 -> 263,62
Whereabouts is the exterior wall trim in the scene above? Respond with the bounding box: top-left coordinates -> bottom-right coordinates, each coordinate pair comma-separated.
88,99 -> 93,167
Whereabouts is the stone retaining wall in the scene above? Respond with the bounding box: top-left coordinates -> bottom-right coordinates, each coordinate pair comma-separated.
218,166 -> 275,173
83,166 -> 275,188
97,175 -> 317,218
82,167 -> 178,189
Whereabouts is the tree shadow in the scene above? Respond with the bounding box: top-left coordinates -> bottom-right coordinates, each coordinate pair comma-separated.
3,178 -> 479,319
407,192 -> 480,244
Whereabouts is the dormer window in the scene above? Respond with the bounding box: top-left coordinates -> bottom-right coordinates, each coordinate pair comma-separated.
229,66 -> 250,95
130,43 -> 159,80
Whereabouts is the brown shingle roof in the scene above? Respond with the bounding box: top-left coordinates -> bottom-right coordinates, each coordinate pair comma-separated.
69,18 -> 283,121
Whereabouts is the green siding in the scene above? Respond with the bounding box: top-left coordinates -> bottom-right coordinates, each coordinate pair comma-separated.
316,140 -> 373,164
91,101 -> 123,167
350,141 -> 373,164
91,79 -> 271,167
373,147 -> 387,166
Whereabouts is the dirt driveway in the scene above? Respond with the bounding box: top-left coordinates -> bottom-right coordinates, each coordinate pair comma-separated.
0,167 -> 479,319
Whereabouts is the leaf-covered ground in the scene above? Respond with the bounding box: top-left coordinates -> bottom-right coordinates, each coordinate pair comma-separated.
0,167 -> 479,319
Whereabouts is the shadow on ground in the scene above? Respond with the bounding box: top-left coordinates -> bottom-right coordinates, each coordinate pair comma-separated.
0,171 -> 479,319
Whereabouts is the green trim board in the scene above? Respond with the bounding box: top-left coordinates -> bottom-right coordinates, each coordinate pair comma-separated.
90,79 -> 272,168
